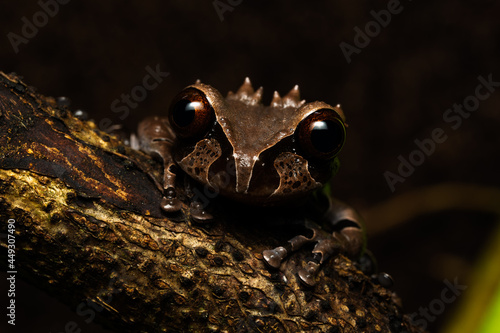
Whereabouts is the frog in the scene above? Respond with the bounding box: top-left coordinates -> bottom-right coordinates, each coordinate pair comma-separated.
132,78 -> 365,286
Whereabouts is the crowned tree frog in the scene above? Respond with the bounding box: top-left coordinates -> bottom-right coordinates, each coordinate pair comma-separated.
132,78 -> 365,286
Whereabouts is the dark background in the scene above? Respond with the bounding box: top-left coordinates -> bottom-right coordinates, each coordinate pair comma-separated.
1,1 -> 499,332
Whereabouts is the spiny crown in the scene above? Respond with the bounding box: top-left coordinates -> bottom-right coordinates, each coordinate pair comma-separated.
225,77 -> 306,108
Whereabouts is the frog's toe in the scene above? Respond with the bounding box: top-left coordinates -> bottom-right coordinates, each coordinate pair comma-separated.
298,259 -> 321,287
298,238 -> 338,286
376,272 -> 395,288
189,201 -> 213,223
263,246 -> 288,268
160,187 -> 182,213
161,196 -> 182,213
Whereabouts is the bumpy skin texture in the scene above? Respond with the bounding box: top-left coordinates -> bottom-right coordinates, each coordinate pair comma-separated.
136,78 -> 364,286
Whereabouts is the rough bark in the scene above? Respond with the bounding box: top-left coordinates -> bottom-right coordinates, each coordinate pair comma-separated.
0,71 -> 422,333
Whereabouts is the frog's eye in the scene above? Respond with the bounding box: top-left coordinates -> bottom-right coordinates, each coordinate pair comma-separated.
169,88 -> 214,138
296,108 -> 346,160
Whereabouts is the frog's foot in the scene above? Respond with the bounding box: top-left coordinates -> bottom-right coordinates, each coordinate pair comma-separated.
264,222 -> 322,268
263,221 -> 359,286
160,187 -> 182,213
297,236 -> 343,286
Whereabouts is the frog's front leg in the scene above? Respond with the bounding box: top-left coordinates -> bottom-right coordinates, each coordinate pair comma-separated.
135,116 -> 182,213
263,198 -> 364,286
135,116 -> 214,221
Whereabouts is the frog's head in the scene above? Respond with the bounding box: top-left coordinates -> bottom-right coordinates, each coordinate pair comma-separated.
169,78 -> 346,205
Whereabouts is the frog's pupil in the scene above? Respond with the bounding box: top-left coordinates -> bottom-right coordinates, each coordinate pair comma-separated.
310,120 -> 343,153
173,100 -> 201,127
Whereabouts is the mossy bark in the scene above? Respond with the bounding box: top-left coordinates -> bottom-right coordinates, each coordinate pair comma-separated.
0,71 -> 423,333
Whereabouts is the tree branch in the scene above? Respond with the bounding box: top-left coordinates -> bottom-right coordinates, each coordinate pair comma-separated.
0,71 -> 422,332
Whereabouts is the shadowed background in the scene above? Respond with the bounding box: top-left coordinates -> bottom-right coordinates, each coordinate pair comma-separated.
1,1 -> 499,332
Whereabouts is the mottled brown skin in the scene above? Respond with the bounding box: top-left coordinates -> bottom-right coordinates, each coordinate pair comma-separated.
135,78 -> 364,286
